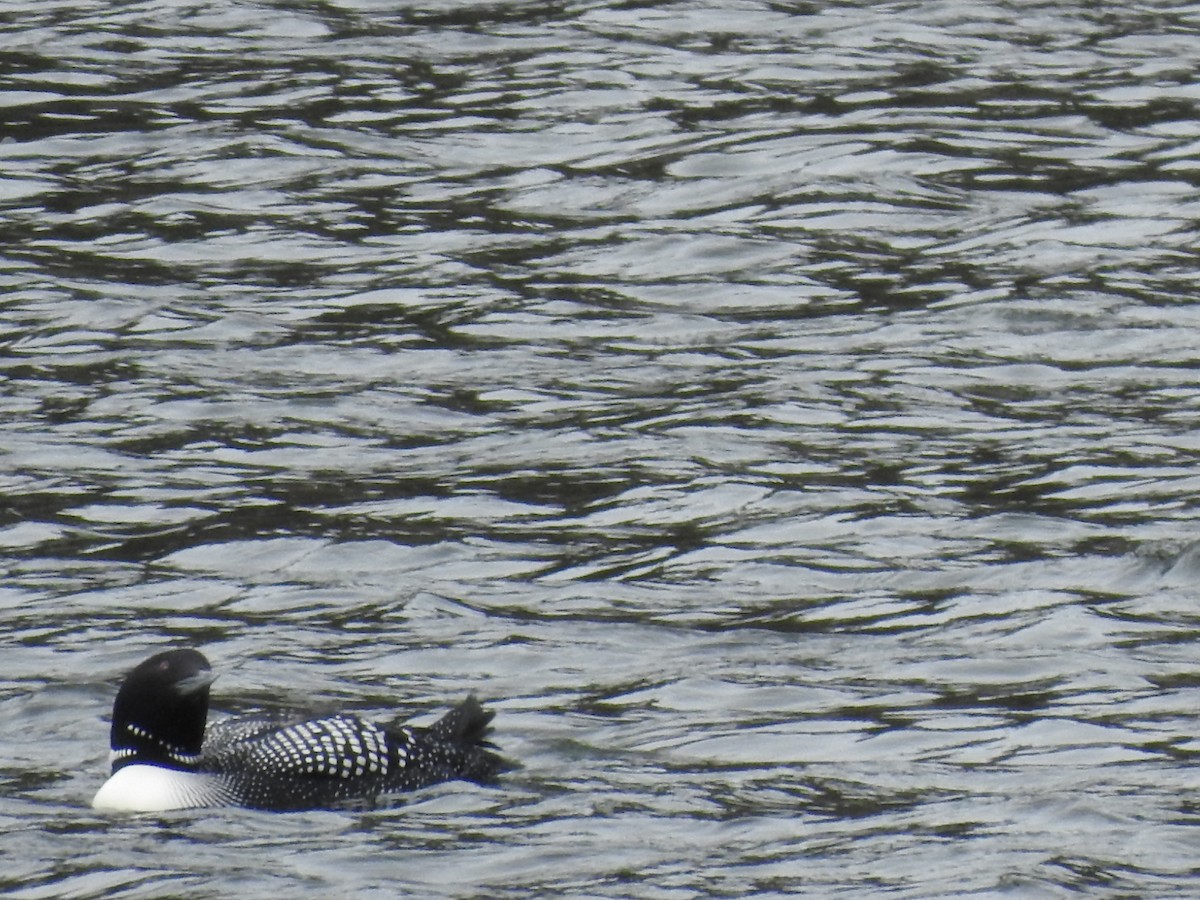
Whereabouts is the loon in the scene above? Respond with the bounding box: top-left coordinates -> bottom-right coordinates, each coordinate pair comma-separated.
92,648 -> 506,813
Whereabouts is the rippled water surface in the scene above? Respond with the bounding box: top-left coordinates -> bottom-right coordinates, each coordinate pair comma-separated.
4,0 -> 1200,896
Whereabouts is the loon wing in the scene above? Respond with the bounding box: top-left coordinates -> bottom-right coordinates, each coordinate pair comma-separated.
204,712 -> 298,755
205,713 -> 396,779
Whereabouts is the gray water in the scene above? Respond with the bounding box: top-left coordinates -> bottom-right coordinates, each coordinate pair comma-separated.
3,0 -> 1200,896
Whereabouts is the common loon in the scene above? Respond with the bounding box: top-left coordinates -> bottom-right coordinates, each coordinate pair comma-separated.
92,648 -> 506,812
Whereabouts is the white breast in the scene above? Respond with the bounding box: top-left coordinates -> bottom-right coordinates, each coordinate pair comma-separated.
92,765 -> 227,812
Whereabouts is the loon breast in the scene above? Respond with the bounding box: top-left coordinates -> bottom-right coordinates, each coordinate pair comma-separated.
91,764 -> 232,812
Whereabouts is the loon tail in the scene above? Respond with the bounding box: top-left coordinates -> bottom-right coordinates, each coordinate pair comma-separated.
428,695 -> 510,784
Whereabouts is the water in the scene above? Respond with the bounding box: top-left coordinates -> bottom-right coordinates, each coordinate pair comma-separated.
3,0 -> 1200,895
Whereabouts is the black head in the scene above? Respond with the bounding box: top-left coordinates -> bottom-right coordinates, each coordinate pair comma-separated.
109,648 -> 216,773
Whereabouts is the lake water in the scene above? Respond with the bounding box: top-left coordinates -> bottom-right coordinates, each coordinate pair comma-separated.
3,0 -> 1200,896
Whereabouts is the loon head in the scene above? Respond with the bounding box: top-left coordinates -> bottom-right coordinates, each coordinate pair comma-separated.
109,649 -> 216,773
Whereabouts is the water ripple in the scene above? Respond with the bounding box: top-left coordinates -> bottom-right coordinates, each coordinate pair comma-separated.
3,0 -> 1200,896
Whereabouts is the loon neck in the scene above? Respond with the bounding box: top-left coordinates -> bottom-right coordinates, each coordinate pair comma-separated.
110,721 -> 206,773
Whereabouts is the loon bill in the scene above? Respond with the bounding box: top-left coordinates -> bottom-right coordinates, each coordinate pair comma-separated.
92,648 -> 507,812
